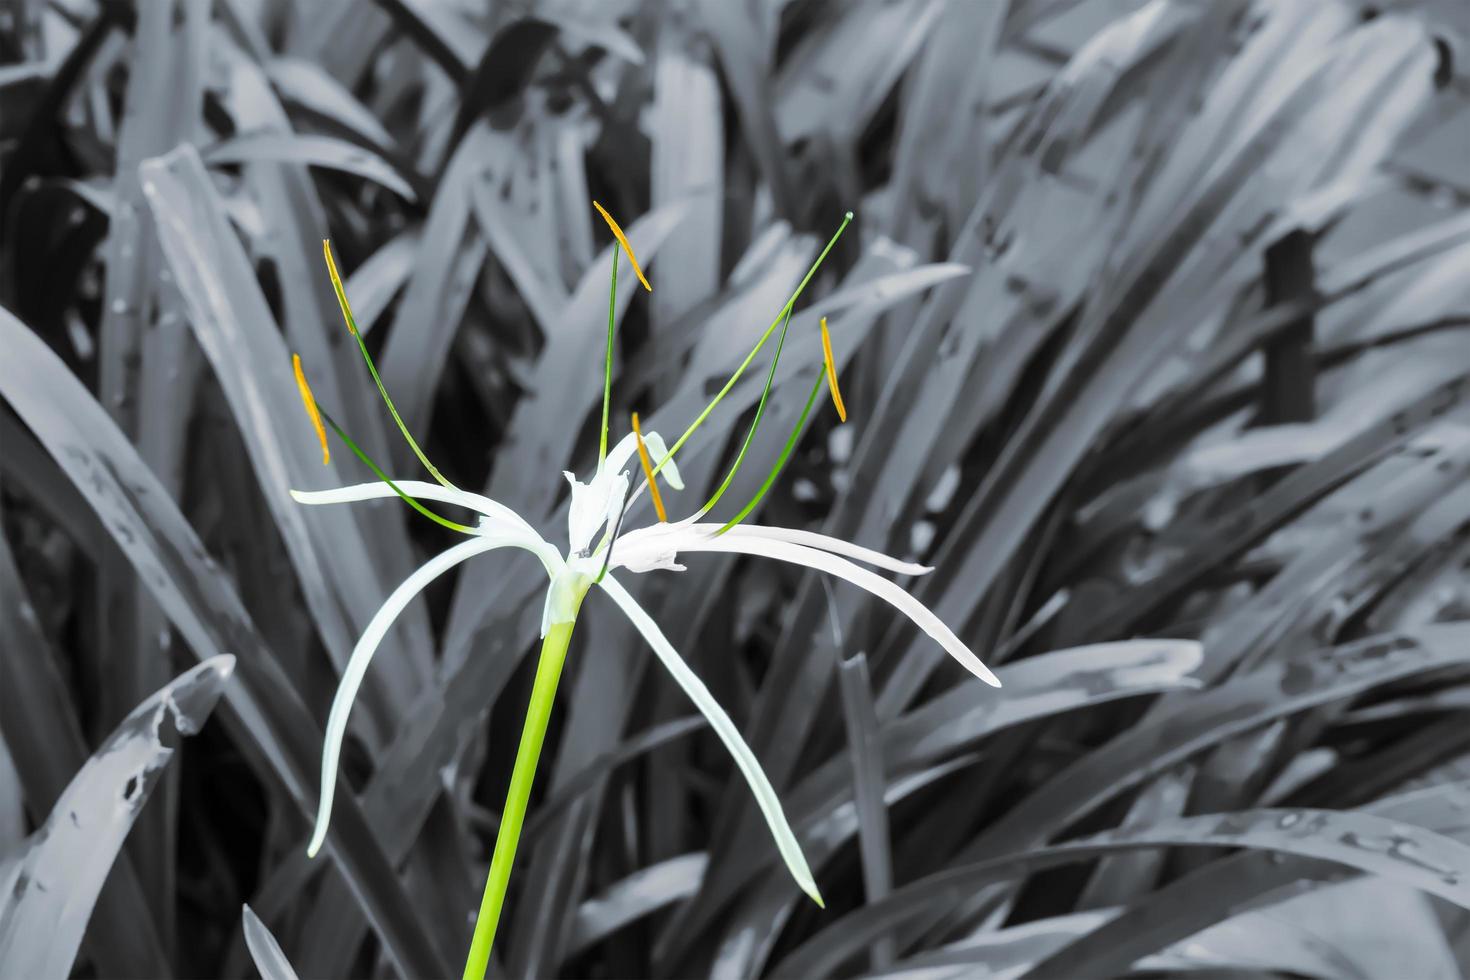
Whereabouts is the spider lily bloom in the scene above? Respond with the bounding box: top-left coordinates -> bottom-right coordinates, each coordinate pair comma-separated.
293,212 -> 999,976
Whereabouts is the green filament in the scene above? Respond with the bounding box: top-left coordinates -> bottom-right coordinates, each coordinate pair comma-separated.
318,409 -> 474,535
717,367 -> 827,535
600,248 -> 620,464
649,212 -> 853,481
698,299 -> 798,516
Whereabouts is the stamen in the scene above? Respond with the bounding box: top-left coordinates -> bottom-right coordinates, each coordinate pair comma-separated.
592,201 -> 651,292
320,241 -> 360,337
292,353 -> 330,465
649,211 -> 853,481
322,239 -> 455,490
631,412 -> 668,523
820,317 -> 846,422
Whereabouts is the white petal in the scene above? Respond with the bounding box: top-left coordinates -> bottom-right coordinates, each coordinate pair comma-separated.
603,431 -> 641,475
290,480 -> 536,535
638,431 -> 683,490
597,574 -> 823,907
307,534 -> 550,859
611,522 -> 930,577
605,428 -> 681,489
711,525 -> 928,576
567,471 -> 628,556
666,537 -> 1001,688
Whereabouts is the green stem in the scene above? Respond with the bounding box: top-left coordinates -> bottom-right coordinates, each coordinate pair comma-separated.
462,603 -> 585,980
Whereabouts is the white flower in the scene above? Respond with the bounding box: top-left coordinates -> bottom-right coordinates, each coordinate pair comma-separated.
294,215 -> 998,912
291,436 -> 998,907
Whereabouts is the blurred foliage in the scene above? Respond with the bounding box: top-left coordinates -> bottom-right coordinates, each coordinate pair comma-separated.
3,0 -> 1470,977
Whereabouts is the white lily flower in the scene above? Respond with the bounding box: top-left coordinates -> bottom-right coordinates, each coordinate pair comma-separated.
292,439 -> 997,904
293,214 -> 998,937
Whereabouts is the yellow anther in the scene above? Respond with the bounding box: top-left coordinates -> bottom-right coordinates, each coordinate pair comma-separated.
820,317 -> 847,423
293,353 -> 330,465
631,412 -> 668,522
593,201 -> 651,292
322,239 -> 358,336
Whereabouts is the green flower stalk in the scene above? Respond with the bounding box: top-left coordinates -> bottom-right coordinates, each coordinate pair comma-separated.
291,212 -> 999,980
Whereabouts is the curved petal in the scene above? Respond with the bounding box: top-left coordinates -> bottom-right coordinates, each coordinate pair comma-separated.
638,431 -> 683,489
605,429 -> 681,488
567,470 -> 628,556
660,537 -> 1001,688
611,522 -> 931,577
290,480 -> 536,535
308,534 -> 544,858
723,526 -> 927,575
603,431 -> 641,475
597,574 -> 823,907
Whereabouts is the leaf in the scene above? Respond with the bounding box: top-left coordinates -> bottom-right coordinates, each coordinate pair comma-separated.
377,123 -> 495,441
650,20 -> 723,336
776,0 -> 944,151
1078,364 -> 1470,643
0,510 -> 166,977
468,167 -> 570,335
242,905 -> 302,980
691,639 -> 1205,976
203,131 -> 418,201
836,653 -> 895,969
666,10 -> 1210,952
267,56 -> 396,151
0,305 -> 451,979
141,143 -> 431,717
773,806 -> 1470,978
568,854 -> 709,956
867,906 -> 1363,980
883,0 -> 1000,240
524,716 -> 706,843
215,46 -> 446,700
450,18 -> 560,146
695,0 -> 795,219
93,1 -> 207,952
0,657 -> 233,980
905,16 -> 1418,681
1028,779 -> 1470,977
373,0 -> 480,83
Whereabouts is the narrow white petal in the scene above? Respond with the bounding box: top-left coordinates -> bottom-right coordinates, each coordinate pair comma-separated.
603,431 -> 640,475
597,574 -> 824,907
604,429 -> 680,489
713,525 -> 929,576
639,431 -> 683,490
611,522 -> 930,577
672,538 -> 1001,688
289,480 -> 535,535
308,534 -> 543,859
568,471 -> 628,556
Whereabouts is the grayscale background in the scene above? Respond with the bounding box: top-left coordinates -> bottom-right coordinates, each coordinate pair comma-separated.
3,0 -> 1470,977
